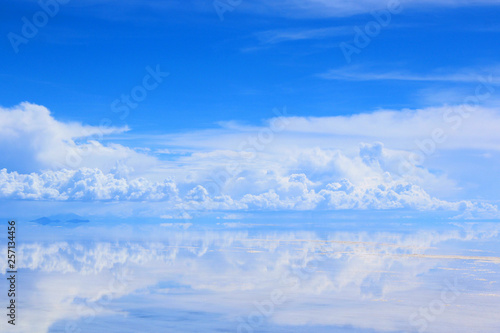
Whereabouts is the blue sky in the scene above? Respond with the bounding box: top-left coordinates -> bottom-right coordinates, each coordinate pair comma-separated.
1,0 -> 500,132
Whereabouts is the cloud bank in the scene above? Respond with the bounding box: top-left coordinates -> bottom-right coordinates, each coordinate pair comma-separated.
0,168 -> 496,219
1,102 -> 499,218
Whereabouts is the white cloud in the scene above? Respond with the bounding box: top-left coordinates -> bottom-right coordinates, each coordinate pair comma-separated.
0,168 -> 178,201
0,102 -> 157,174
160,222 -> 193,229
1,102 -> 500,217
0,167 -> 497,218
319,65 -> 500,83
255,27 -> 351,44
156,105 -> 500,153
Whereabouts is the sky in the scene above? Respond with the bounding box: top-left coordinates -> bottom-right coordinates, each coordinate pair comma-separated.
0,0 -> 500,220
1,1 -> 500,332
1,0 -> 500,131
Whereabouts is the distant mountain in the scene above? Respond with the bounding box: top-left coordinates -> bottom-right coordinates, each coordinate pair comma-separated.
31,213 -> 89,225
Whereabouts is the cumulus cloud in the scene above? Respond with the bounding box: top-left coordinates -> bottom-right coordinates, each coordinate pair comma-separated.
0,102 -> 157,173
238,177 -> 498,216
1,102 -> 499,218
0,168 -> 178,201
150,104 -> 500,202
0,167 -> 497,219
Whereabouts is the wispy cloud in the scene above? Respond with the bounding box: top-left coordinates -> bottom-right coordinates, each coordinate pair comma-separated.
319,65 -> 500,83
15,0 -> 500,20
256,27 -> 351,44
244,0 -> 500,18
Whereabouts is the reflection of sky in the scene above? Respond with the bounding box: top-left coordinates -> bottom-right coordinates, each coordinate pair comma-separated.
1,219 -> 500,333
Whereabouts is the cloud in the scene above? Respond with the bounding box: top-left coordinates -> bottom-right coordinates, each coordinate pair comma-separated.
319,65 -> 500,83
238,176 -> 498,216
146,104 -> 500,203
160,222 -> 193,229
15,0 -> 500,21
0,168 -> 178,201
0,102 -> 157,174
156,105 -> 500,152
0,166 -> 497,219
255,27 -> 351,44
238,0 -> 500,18
1,102 -> 500,218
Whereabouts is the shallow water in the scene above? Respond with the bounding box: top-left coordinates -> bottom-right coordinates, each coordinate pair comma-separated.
2,217 -> 500,333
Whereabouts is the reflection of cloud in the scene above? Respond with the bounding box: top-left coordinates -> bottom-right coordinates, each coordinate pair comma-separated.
160,222 -> 192,229
2,223 -> 500,332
